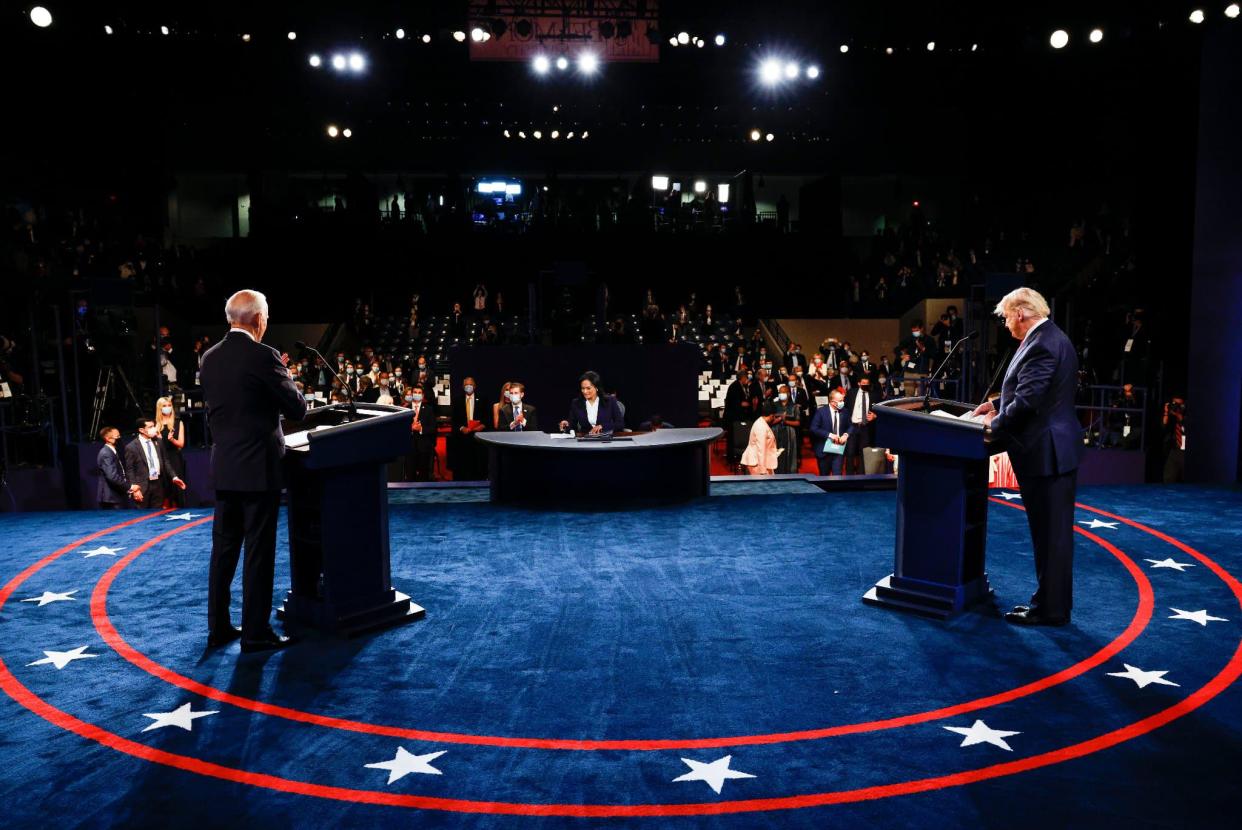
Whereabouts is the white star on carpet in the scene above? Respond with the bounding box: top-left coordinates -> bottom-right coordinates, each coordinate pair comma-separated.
364,747 -> 447,784
141,702 -> 219,733
672,755 -> 756,794
1145,558 -> 1195,572
164,513 -> 199,521
82,545 -> 122,558
1078,519 -> 1119,530
942,719 -> 1021,751
21,590 -> 78,607
995,491 -> 1022,500
27,646 -> 98,670
1169,608 -> 1228,626
1107,663 -> 1180,689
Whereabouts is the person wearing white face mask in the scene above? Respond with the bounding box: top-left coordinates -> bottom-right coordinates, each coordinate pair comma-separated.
809,389 -> 853,476
375,373 -> 395,406
123,417 -> 186,508
772,383 -> 801,473
449,376 -> 487,479
498,382 -> 539,432
405,384 -> 437,481
154,396 -> 188,506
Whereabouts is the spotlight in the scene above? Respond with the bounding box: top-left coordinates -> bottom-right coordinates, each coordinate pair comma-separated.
395,28 -> 405,40
715,34 -> 726,46
577,52 -> 599,74
765,133 -> 775,142
1228,4 -> 1241,19
104,25 -> 113,35
695,38 -> 705,48
694,180 -> 707,193
518,131 -> 526,139
926,41 -> 936,51
806,65 -> 821,79
242,33 -> 251,42
1089,28 -> 1104,43
677,31 -> 689,44
29,7 -> 52,28
783,61 -> 799,79
1050,29 -> 1069,49
342,128 -> 352,138
422,33 -> 432,43
668,36 -> 678,46
718,183 -> 730,202
309,54 -> 322,67
652,176 -> 669,190
566,131 -> 574,138
885,46 -> 893,55
556,55 -> 569,70
331,54 -> 347,70
553,105 -> 559,112
453,30 -> 467,42
348,52 -> 366,72
533,54 -> 550,74
971,43 -> 978,51
839,44 -> 849,53
287,31 -> 297,41
581,131 -> 589,138
327,125 -> 339,138
749,128 -> 761,142
551,130 -> 560,139
533,130 -> 542,139
160,25 -> 170,36
471,27 -> 486,42
760,58 -> 782,85
1189,9 -> 1206,23
503,129 -> 511,138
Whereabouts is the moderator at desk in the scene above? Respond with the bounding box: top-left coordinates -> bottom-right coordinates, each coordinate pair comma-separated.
475,428 -> 722,502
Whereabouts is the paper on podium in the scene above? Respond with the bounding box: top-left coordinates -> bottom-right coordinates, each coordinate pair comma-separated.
929,408 -> 986,424
285,424 -> 335,449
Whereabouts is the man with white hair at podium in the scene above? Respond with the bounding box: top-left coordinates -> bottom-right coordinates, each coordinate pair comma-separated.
200,289 -> 307,653
972,287 -> 1083,627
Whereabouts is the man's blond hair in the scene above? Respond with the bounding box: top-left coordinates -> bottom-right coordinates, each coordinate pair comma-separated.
993,287 -> 1050,320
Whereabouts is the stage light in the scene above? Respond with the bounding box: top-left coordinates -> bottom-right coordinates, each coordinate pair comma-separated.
327,125 -> 339,138
104,25 -> 113,35
1228,4 -> 1241,19
422,33 -> 432,43
566,131 -> 574,139
453,30 -> 466,42
1050,30 -> 1069,49
348,52 -> 366,72
718,183 -> 730,202
343,128 -> 352,138
395,28 -> 405,40
242,33 -> 251,42
839,44 -> 849,53
556,56 -> 569,70
668,36 -> 678,46
694,180 -> 707,193
29,7 -> 52,28
581,131 -> 589,139
1189,9 -> 1206,23
806,65 -> 821,79
287,31 -> 297,41
971,43 -> 978,51
553,105 -> 559,112
471,27 -> 486,42
885,46 -> 894,55
749,128 -> 761,141
760,58 -> 782,85
677,31 -> 689,44
518,131 -> 526,139
551,130 -> 561,139
331,54 -> 347,70
715,34 -> 726,46
533,54 -> 550,74
652,176 -> 669,190
783,61 -> 800,79
309,54 -> 322,67
926,41 -> 936,51
912,200 -> 920,208
1089,28 -> 1104,43
533,130 -> 542,139
695,38 -> 705,48
503,129 -> 511,138
765,133 -> 775,142
577,52 -> 599,74
160,25 -> 170,36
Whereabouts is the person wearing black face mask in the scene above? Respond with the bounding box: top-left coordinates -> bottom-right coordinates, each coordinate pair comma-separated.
844,378 -> 877,475
897,320 -> 925,365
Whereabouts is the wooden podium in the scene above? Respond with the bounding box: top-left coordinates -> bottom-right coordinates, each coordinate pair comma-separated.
863,396 -> 1003,619
277,403 -> 425,635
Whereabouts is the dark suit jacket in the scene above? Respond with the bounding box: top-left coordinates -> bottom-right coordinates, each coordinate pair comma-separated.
408,401 -> 437,452
200,329 -> 307,492
844,386 -> 878,443
809,405 -> 854,459
723,380 -> 762,422
990,319 -> 1084,479
784,352 -> 808,372
123,436 -> 176,501
96,444 -> 130,505
498,402 -> 540,432
566,396 -> 624,433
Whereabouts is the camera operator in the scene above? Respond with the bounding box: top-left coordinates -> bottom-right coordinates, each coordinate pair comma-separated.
0,335 -> 24,392
1162,396 -> 1186,484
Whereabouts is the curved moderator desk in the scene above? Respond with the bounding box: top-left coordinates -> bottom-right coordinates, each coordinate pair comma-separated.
475,427 -> 722,502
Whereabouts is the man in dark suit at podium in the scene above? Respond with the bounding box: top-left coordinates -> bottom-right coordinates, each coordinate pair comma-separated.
973,287 -> 1083,627
200,289 -> 307,653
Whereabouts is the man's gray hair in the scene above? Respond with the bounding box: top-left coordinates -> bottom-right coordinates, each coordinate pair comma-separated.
225,290 -> 269,326
993,287 -> 1050,320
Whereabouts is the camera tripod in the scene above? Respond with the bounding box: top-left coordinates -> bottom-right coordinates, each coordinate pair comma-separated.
88,364 -> 143,440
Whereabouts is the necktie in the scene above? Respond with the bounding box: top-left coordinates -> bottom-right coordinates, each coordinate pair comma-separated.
833,410 -> 839,434
144,440 -> 158,480
515,406 -> 523,431
466,396 -> 473,422
862,391 -> 869,416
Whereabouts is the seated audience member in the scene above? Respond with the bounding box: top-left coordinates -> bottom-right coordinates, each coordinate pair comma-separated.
357,376 -> 378,404
498,382 -> 539,431
375,372 -> 396,406
740,401 -> 782,477
96,426 -> 138,509
809,390 -> 851,476
124,418 -> 186,509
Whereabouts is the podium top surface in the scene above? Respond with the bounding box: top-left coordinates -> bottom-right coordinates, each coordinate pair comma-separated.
873,397 -> 994,460
477,427 -> 722,453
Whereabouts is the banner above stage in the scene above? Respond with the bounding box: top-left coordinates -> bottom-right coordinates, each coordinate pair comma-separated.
467,0 -> 661,63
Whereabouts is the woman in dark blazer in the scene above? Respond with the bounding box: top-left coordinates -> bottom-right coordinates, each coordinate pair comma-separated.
559,371 -> 625,435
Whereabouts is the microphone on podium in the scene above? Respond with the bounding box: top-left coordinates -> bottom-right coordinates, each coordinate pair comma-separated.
295,340 -> 357,420
923,330 -> 978,412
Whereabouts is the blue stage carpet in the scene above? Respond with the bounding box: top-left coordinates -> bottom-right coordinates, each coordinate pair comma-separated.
0,485 -> 1238,828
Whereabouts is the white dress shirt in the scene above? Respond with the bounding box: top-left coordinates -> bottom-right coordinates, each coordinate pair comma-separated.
585,397 -> 600,426
139,435 -> 161,479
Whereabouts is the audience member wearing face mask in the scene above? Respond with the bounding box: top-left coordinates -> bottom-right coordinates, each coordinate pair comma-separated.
498,382 -> 539,432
